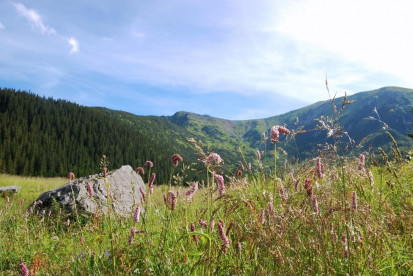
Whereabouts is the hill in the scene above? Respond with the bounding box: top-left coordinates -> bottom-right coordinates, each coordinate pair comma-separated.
1,87 -> 412,180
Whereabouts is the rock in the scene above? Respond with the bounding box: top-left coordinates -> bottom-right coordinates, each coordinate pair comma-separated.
29,165 -> 145,217
0,185 -> 21,196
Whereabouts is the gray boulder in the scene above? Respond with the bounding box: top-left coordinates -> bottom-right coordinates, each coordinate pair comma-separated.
29,165 -> 145,217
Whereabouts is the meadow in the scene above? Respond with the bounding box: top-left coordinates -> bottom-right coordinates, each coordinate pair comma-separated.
1,132 -> 413,275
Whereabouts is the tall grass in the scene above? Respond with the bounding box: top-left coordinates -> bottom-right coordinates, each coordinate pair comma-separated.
0,145 -> 412,274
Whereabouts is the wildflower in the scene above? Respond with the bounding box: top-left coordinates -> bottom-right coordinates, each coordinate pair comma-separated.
199,218 -> 208,228
203,153 -> 223,167
184,181 -> 198,199
134,205 -> 141,222
190,222 -> 199,244
279,185 -> 288,202
166,191 -> 177,210
316,157 -> 325,179
236,169 -> 242,177
129,227 -> 137,244
68,172 -> 75,181
214,174 -> 225,196
217,220 -> 230,253
139,187 -> 146,203
144,160 -> 153,168
19,263 -> 29,276
304,179 -> 313,197
148,173 -> 156,194
135,167 -> 145,175
171,154 -> 183,167
271,125 -> 290,144
260,208 -> 266,224
268,201 -> 275,215
312,196 -> 319,214
358,154 -> 365,170
87,183 -> 93,197
352,191 -> 358,211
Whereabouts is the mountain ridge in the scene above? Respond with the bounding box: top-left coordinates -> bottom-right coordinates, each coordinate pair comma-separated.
0,86 -> 412,179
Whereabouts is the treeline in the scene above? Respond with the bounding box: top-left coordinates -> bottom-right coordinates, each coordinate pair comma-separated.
0,88 -> 176,183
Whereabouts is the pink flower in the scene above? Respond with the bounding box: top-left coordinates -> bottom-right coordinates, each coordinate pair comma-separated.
217,220 -> 230,253
271,125 -> 290,144
87,183 -> 93,197
316,157 -> 325,179
134,205 -> 141,222
135,167 -> 145,175
129,227 -> 137,244
304,179 -> 313,197
184,181 -> 198,199
352,191 -> 358,211
214,174 -> 226,196
149,173 -> 156,194
204,153 -> 223,167
144,160 -> 153,168
312,196 -> 319,214
171,154 -> 183,167
139,187 -> 146,203
68,172 -> 75,181
165,191 -> 177,210
19,263 -> 29,276
199,218 -> 208,228
358,154 -> 365,170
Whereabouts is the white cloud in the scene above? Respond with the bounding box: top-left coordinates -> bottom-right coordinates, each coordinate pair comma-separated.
0,22 -> 4,29
276,0 -> 413,88
12,2 -> 56,35
68,37 -> 79,54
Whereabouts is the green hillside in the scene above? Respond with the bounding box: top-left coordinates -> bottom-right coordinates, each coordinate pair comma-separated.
1,86 -> 412,181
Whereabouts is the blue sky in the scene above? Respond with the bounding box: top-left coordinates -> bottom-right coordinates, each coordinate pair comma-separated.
1,0 -> 412,120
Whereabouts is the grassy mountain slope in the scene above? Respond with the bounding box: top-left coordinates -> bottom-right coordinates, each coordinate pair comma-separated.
1,87 -> 412,180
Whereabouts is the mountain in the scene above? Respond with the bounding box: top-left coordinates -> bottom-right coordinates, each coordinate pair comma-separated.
1,87 -> 412,180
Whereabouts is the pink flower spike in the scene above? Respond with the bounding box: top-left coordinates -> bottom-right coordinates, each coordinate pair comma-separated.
144,161 -> 153,168
68,172 -> 75,181
352,191 -> 358,211
171,154 -> 183,167
135,167 -> 145,175
19,263 -> 29,276
87,183 -> 93,197
217,220 -> 230,253
271,125 -> 290,144
316,157 -> 325,179
199,218 -> 208,228
129,227 -> 137,245
185,181 -> 199,199
139,187 -> 146,203
134,205 -> 141,222
190,222 -> 199,244
358,154 -> 365,170
214,174 -> 226,196
149,173 -> 156,194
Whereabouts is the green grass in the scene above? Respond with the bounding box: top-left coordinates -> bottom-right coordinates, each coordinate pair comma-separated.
1,151 -> 413,275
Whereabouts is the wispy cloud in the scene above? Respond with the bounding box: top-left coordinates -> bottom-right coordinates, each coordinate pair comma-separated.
12,2 -> 56,35
11,2 -> 79,54
68,37 -> 79,54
